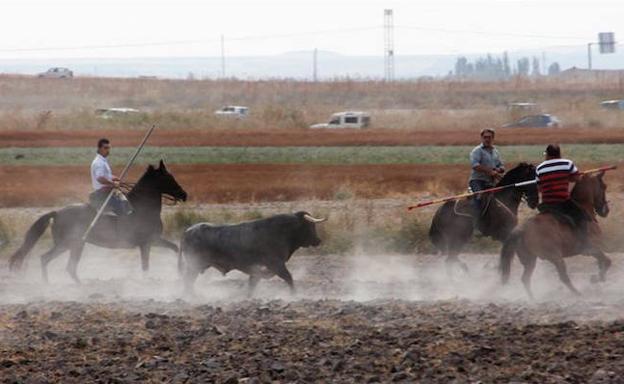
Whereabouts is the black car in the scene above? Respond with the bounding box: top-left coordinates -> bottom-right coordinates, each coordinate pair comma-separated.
502,114 -> 561,128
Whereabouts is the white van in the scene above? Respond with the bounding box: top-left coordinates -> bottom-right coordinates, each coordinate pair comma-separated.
214,106 -> 249,119
38,67 -> 73,79
310,111 -> 371,129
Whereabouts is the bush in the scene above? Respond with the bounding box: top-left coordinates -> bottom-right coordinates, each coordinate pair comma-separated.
163,209 -> 208,236
0,219 -> 11,251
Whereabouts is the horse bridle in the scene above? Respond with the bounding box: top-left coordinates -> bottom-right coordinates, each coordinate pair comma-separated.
119,182 -> 182,206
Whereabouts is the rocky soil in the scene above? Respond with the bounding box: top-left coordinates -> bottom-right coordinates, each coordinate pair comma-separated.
1,252 -> 624,383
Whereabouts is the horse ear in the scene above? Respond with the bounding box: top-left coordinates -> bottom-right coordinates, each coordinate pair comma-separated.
159,159 -> 167,171
147,164 -> 156,173
598,171 -> 605,180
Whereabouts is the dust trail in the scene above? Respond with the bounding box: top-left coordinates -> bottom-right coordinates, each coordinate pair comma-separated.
1,243 -> 624,314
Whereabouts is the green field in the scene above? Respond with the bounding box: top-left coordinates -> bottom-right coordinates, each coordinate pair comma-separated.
2,144 -> 623,166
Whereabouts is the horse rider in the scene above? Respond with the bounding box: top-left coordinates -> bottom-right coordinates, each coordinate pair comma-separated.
89,138 -> 132,216
469,128 -> 505,222
535,144 -> 590,249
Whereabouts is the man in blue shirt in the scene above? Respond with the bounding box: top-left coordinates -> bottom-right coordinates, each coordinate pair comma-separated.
469,128 -> 505,216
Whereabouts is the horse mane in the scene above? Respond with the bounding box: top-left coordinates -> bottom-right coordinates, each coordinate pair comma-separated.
496,162 -> 534,187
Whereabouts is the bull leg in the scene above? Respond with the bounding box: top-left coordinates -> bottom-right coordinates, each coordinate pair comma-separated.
248,274 -> 261,297
40,245 -> 66,284
182,266 -> 200,296
139,244 -> 150,272
152,237 -> 179,254
66,243 -> 85,285
550,256 -> 581,296
274,264 -> 295,294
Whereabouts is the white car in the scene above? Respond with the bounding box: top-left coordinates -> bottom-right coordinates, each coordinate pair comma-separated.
95,108 -> 141,119
214,106 -> 249,119
310,111 -> 371,129
38,67 -> 73,79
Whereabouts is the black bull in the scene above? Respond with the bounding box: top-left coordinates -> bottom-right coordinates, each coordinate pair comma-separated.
179,211 -> 327,294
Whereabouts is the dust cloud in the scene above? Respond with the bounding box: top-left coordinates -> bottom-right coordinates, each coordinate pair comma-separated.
1,244 -> 624,312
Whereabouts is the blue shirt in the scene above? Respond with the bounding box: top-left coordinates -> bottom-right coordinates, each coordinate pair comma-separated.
469,144 -> 503,184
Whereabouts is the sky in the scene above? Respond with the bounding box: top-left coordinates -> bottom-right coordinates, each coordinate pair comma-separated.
0,0 -> 622,59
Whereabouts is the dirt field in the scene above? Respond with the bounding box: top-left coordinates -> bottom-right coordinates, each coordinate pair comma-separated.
1,251 -> 624,383
1,163 -> 621,207
4,127 -> 624,147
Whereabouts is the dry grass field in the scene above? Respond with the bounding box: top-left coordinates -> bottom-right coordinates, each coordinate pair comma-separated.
1,75 -> 624,133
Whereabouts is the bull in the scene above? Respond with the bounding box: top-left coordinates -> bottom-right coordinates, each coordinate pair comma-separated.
179,211 -> 326,294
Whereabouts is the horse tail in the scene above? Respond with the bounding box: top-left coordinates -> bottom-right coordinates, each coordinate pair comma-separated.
428,202 -> 448,251
9,211 -> 56,272
500,228 -> 521,285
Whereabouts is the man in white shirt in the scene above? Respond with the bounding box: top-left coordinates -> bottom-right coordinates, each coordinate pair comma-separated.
89,138 -> 129,215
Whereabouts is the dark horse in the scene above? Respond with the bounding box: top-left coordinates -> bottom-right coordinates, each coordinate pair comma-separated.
500,173 -> 610,299
429,163 -> 539,272
9,160 -> 187,283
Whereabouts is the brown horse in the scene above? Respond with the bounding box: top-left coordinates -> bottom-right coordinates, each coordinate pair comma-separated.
500,172 -> 610,299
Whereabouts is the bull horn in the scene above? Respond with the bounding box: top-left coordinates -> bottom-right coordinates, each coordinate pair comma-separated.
303,214 -> 327,223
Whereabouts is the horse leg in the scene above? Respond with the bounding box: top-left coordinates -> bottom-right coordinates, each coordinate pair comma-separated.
66,243 -> 85,285
139,244 -> 151,273
550,256 -> 581,296
517,250 -> 537,300
588,249 -> 612,283
40,245 -> 66,284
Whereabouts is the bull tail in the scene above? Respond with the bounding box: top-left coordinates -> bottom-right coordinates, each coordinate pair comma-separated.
9,211 -> 56,272
177,236 -> 185,276
500,228 -> 521,285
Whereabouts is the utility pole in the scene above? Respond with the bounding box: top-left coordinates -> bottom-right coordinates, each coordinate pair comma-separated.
383,9 -> 395,81
313,48 -> 318,82
587,42 -> 593,70
220,34 -> 226,78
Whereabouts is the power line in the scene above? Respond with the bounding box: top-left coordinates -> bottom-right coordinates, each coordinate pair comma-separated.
0,26 -> 381,53
396,25 -> 588,41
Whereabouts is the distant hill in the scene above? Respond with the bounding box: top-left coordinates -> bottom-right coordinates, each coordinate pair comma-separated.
0,46 -> 622,80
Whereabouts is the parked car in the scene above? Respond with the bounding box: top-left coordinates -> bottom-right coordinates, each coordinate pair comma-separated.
95,108 -> 142,119
507,102 -> 539,121
502,114 -> 561,128
310,111 -> 371,129
37,67 -> 73,79
600,100 -> 624,110
214,106 -> 249,119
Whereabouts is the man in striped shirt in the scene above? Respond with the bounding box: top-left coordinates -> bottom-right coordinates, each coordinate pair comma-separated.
536,144 -> 588,244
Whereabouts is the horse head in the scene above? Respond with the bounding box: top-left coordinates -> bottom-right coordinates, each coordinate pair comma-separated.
497,162 -> 539,209
593,172 -> 609,217
573,172 -> 609,218
140,160 -> 188,202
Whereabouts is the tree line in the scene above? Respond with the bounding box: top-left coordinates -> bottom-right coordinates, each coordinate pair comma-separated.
453,52 -> 561,80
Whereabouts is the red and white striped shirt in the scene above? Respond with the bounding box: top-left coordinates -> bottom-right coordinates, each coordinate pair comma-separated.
536,158 -> 579,203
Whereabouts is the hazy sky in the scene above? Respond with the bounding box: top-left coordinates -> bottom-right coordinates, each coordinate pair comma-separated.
1,0 -> 622,58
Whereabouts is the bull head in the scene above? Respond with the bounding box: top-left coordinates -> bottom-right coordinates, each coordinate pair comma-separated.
303,214 -> 327,223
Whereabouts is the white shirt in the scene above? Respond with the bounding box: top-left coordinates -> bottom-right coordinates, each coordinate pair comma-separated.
91,153 -> 113,191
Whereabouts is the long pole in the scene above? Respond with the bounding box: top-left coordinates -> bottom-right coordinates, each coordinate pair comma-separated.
82,124 -> 156,241
407,165 -> 617,211
587,43 -> 593,70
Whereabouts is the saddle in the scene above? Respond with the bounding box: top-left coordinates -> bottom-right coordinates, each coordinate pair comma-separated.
537,203 -> 582,230
88,190 -> 133,217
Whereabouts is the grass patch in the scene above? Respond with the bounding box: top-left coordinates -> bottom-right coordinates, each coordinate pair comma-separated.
2,144 -> 624,166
